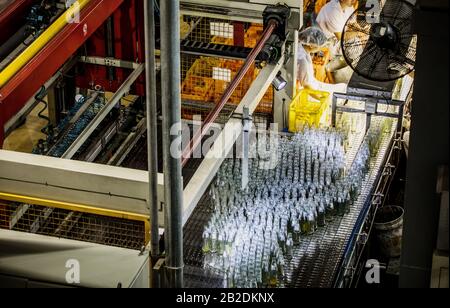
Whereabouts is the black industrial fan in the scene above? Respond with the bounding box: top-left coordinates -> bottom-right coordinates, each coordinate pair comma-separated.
341,0 -> 417,81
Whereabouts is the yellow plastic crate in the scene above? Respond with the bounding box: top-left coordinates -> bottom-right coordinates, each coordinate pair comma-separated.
288,89 -> 330,132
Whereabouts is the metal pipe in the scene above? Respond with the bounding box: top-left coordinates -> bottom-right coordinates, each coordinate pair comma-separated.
0,25 -> 28,61
0,0 -> 91,88
181,19 -> 278,166
144,0 -> 161,285
160,0 -> 184,288
105,17 -> 115,81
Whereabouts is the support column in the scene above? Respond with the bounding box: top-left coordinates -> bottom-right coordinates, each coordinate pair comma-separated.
144,0 -> 161,287
160,0 -> 184,288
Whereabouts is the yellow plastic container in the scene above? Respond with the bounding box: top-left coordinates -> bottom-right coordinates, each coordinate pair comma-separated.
288,89 -> 330,132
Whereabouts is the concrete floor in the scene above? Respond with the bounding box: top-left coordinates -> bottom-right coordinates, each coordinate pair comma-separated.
3,101 -> 48,153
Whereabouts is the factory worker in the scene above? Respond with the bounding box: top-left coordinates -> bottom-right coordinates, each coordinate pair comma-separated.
297,27 -> 346,94
316,0 -> 357,50
316,0 -> 357,83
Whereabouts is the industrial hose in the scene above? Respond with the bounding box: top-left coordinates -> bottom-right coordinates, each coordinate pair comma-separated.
35,86 -> 51,135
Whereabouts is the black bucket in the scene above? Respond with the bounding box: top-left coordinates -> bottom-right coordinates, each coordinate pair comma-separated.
374,205 -> 404,257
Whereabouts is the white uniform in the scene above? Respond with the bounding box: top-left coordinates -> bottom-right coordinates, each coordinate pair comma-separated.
316,0 -> 355,39
297,45 -> 347,93
297,45 -> 316,89
316,0 -> 355,55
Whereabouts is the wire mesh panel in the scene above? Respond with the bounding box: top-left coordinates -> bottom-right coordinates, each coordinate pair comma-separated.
180,16 -> 274,121
0,202 -> 146,250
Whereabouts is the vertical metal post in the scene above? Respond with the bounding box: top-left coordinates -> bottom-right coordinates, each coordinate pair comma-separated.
331,94 -> 337,127
160,0 -> 184,288
396,102 -> 404,134
105,17 -> 115,81
47,86 -> 60,126
365,114 -> 371,132
241,107 -> 251,190
144,0 -> 161,287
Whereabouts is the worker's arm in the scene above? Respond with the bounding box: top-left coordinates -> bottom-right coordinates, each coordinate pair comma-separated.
297,58 -> 326,100
303,84 -> 326,100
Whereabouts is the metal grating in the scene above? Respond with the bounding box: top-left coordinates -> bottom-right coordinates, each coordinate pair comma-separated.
183,118 -> 396,288
184,194 -> 226,288
0,203 -> 146,250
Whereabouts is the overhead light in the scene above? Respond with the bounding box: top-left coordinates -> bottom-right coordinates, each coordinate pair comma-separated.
272,72 -> 287,91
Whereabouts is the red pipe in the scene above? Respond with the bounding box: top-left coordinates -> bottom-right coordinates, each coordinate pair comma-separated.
181,19 -> 278,167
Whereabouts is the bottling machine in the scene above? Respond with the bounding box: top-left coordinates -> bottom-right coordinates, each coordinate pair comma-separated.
0,0 -> 413,287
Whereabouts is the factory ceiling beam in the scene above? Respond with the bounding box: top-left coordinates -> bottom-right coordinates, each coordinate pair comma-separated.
0,0 -> 124,147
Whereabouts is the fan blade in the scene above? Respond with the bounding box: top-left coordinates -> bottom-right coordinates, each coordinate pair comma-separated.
369,50 -> 388,73
393,17 -> 412,32
346,23 -> 371,36
350,42 -> 378,65
343,40 -> 370,49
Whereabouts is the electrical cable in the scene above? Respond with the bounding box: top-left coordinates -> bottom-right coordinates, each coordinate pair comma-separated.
154,0 -> 160,16
35,86 -> 51,135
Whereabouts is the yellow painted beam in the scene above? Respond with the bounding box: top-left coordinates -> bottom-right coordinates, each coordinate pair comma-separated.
0,0 -> 91,88
0,192 -> 151,244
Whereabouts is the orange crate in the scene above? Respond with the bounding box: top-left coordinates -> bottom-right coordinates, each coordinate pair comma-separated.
312,48 -> 331,82
181,57 -> 223,102
213,60 -> 254,104
211,36 -> 234,45
315,0 -> 329,14
262,86 -> 273,103
312,48 -> 330,65
181,75 -> 215,102
181,106 -> 210,120
186,57 -> 222,76
244,25 -> 263,48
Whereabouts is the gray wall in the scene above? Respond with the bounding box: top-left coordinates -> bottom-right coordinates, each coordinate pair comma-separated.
399,0 -> 449,288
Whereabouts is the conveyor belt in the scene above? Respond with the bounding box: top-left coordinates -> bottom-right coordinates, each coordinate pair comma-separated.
182,119 -> 397,288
